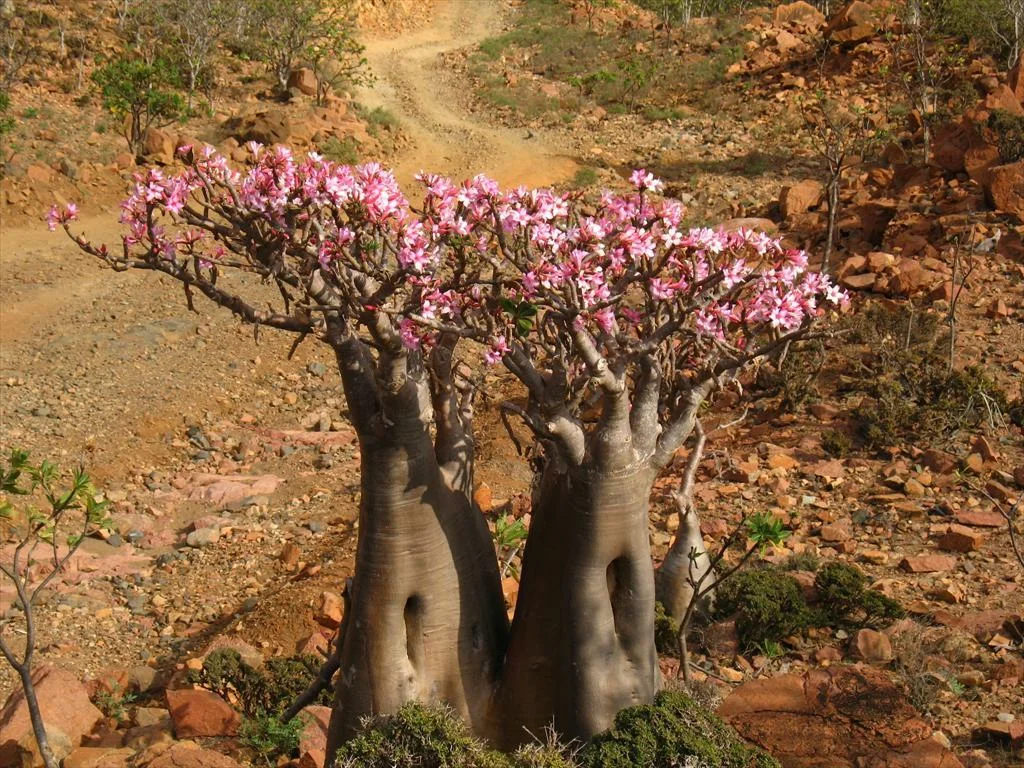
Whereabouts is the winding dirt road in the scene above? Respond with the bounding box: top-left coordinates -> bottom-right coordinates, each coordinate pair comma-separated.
358,0 -> 578,187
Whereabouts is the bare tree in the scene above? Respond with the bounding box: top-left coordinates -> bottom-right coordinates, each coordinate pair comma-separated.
0,451 -> 111,768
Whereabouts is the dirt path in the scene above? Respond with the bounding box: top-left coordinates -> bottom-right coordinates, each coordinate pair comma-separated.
357,0 -> 578,188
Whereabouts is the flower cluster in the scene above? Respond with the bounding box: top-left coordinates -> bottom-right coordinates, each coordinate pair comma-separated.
58,146 -> 846,377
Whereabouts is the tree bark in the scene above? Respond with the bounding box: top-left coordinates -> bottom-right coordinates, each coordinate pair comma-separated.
324,340 -> 507,759
494,459 -> 659,746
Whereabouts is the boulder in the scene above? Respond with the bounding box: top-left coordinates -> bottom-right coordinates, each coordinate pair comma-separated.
779,179 -> 824,219
932,122 -> 983,173
0,665 -> 103,768
983,84 -> 1024,117
139,128 -> 176,163
220,110 -> 293,147
62,747 -> 135,768
165,688 -> 240,738
297,705 -> 331,768
137,741 -> 243,768
772,29 -> 804,54
287,67 -> 318,97
898,554 -> 956,573
721,665 -> 964,767
987,161 -> 1024,219
773,1 -> 826,27
1010,58 -> 1024,104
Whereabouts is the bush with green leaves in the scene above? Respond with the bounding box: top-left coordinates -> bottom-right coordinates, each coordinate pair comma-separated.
987,108 -> 1024,163
815,562 -> 905,626
714,569 -> 812,652
91,57 -> 185,157
0,91 -> 14,137
241,713 -> 307,766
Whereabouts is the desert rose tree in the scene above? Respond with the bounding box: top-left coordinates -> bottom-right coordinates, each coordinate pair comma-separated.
54,148 -> 845,757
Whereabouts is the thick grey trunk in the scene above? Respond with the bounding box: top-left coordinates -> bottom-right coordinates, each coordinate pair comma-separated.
325,345 -> 507,759
495,461 -> 659,746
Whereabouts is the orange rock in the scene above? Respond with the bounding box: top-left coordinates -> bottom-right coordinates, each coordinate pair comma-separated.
898,554 -> 957,573
935,524 -> 985,553
165,689 -> 240,738
779,179 -> 824,219
986,161 -> 1024,220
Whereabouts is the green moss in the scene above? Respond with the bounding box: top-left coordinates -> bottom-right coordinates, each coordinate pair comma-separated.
579,690 -> 780,768
714,569 -> 811,652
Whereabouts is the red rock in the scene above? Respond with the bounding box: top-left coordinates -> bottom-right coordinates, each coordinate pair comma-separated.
809,403 -> 839,421
841,272 -> 877,290
199,636 -> 263,669
767,452 -> 800,471
139,128 -> 176,163
850,628 -> 893,663
819,523 -> 851,542
139,741 -> 242,768
987,161 -> 1024,220
955,510 -> 1005,528
839,253 -> 867,277
985,479 -> 1014,502
0,664 -> 103,768
986,298 -> 1012,318
1014,464 -> 1024,486
814,646 -> 842,665
720,665 -> 960,766
972,721 -> 1024,748
297,705 -> 331,768
920,449 -> 957,475
971,435 -> 999,462
62,747 -> 135,768
773,1 -> 826,26
965,452 -> 985,473
965,144 -> 1001,186
473,482 -> 493,512
899,555 -> 956,573
933,609 -> 1018,642
287,67 -> 317,96
984,84 -> 1024,116
165,689 -> 240,738
780,179 -> 823,219
809,459 -> 845,478
932,121 -> 982,173
280,541 -> 301,566
315,591 -> 344,629
772,29 -> 804,54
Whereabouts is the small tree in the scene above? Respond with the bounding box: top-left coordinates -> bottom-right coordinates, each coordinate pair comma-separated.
92,56 -> 186,157
247,0 -> 369,97
305,1 -> 372,106
0,450 -> 110,768
55,150 -> 846,761
145,0 -> 239,109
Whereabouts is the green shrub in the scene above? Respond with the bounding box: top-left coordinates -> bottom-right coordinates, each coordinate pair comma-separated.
241,713 -> 305,766
987,108 -> 1024,163
0,91 -> 14,137
334,702 -> 499,768
813,563 -> 904,627
654,601 -> 680,656
821,429 -> 853,458
186,648 -> 329,718
844,305 -> 1008,450
91,56 -> 185,156
572,166 -> 599,188
319,135 -> 360,165
714,569 -> 811,652
578,690 -> 780,768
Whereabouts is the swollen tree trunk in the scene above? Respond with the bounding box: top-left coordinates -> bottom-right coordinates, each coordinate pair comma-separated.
324,336 -> 507,759
495,460 -> 659,747
655,507 -> 714,622
493,380 -> 662,746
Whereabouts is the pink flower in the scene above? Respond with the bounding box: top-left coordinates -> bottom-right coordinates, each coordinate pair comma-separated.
485,335 -> 511,365
46,203 -> 79,231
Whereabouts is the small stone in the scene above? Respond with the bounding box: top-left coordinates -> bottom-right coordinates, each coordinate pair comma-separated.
767,453 -> 800,471
280,542 -> 301,566
820,523 -> 851,542
719,666 -> 745,682
473,483 -> 493,512
928,583 -> 965,604
965,453 -> 985,473
283,392 -> 299,406
904,478 -> 926,497
956,669 -> 985,687
935,524 -> 985,553
899,555 -> 956,573
860,550 -> 888,565
955,510 -> 1005,528
315,591 -> 343,629
850,628 -> 893,663
185,527 -> 219,548
307,362 -> 328,377
306,521 -> 326,534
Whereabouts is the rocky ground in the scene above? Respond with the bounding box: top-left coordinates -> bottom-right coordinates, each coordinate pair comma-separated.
0,1 -> 1022,767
